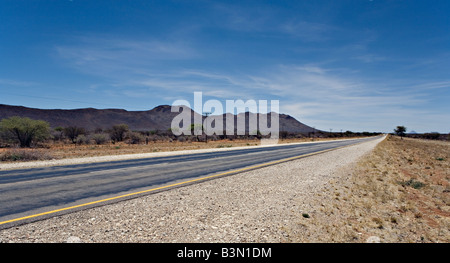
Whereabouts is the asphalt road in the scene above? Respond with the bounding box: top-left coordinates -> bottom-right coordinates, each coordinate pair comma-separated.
0,136 -> 381,228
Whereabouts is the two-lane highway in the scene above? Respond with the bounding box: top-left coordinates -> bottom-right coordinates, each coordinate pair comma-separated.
0,136 -> 382,229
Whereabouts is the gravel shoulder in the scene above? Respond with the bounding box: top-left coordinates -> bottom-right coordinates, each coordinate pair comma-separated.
0,137 -> 384,243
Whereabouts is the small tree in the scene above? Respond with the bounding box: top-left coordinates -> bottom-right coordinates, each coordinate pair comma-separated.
0,116 -> 50,147
109,124 -> 129,142
394,126 -> 407,139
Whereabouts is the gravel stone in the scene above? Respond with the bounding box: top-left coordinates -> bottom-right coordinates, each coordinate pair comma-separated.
366,236 -> 381,243
66,236 -> 82,243
0,137 -> 384,242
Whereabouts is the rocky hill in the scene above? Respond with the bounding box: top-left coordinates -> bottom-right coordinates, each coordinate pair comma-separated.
0,104 -> 316,134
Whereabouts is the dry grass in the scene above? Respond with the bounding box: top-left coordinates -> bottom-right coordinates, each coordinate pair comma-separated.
0,136 -> 352,162
289,135 -> 449,243
0,148 -> 54,162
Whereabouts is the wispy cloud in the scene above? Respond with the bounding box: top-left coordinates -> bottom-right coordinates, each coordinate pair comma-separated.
55,35 -> 197,75
408,81 -> 450,91
210,3 -> 275,33
280,20 -> 336,42
235,65 -> 447,132
54,34 -> 445,132
0,78 -> 38,87
353,54 -> 387,63
49,10 -> 449,133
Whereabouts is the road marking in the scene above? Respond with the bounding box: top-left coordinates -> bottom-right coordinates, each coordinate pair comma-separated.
0,140 -> 368,227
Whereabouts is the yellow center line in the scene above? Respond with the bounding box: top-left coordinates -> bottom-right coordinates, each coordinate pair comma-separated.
0,142 -> 356,227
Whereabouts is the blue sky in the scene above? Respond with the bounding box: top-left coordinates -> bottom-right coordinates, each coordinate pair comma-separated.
1,0 -> 449,133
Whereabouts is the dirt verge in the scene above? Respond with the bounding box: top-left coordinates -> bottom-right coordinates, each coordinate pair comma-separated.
289,135 -> 449,242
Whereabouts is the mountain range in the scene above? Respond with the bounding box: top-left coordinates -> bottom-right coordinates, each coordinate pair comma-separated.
0,104 -> 317,134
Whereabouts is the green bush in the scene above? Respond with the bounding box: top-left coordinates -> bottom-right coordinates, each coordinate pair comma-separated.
0,116 -> 50,147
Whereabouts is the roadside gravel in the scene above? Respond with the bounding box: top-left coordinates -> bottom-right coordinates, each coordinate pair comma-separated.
0,137 -> 384,243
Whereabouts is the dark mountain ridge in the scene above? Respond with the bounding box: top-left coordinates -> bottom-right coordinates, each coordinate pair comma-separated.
0,104 -> 317,134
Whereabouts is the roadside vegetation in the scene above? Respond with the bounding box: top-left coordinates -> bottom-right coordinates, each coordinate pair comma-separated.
290,135 -> 449,243
0,116 -> 382,162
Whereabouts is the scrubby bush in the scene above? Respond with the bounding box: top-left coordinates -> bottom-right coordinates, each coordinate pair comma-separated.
109,124 -> 129,142
75,134 -> 89,145
91,133 -> 110,145
127,131 -> 145,144
398,179 -> 426,189
0,148 -> 54,162
64,126 -> 86,144
423,133 -> 440,140
177,136 -> 186,142
52,127 -> 65,141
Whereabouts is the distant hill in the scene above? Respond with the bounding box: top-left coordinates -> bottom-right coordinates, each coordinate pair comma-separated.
0,104 -> 317,134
